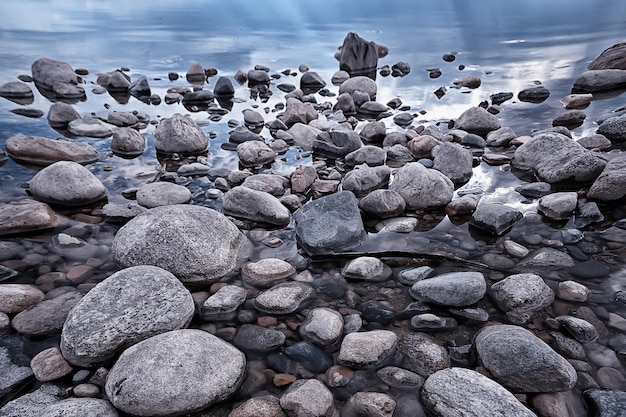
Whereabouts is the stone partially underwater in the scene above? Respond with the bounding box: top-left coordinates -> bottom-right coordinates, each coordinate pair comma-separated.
0,33 -> 626,417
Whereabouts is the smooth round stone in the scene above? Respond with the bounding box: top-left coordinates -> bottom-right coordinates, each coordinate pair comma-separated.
154,113 -> 208,154
377,366 -> 424,388
375,217 -> 418,233
229,395 -> 284,417
409,272 -> 486,307
6,135 -> 99,166
285,341 -> 332,372
342,256 -> 392,282
538,192 -> 578,220
556,316 -> 599,343
237,141 -> 277,167
410,314 -> 457,331
241,258 -> 295,288
557,281 -> 589,302
47,102 -> 80,126
391,162 -> 454,209
0,81 -> 34,100
105,329 -> 246,416
136,182 -> 192,208
503,239 -> 530,258
61,265 -> 194,367
111,127 -> 146,156
398,266 -> 434,286
569,260 -> 610,279
469,203 -> 523,235
517,248 -> 575,269
449,307 -> 489,322
338,330 -> 398,369
254,282 -> 314,314
29,161 -> 107,206
68,117 -> 116,138
30,347 -> 73,382
490,273 -> 554,320
40,398 -> 119,417
11,292 -> 82,337
223,186 -> 291,227
201,285 -> 247,321
339,76 -> 377,99
0,312 -> 10,333
73,383 -> 101,398
0,284 -> 44,313
347,392 -> 396,417
280,379 -> 336,417
232,324 -> 285,352
300,307 -> 344,346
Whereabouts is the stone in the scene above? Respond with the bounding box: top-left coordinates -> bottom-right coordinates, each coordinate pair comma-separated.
284,341 -> 332,372
584,389 -> 626,416
410,314 -> 457,331
112,205 -> 247,285
135,182 -> 191,208
338,330 -> 397,369
358,101 -> 388,118
232,324 -> 285,352
47,102 -> 80,126
247,69 -> 270,86
109,127 -> 146,157
470,203 -> 523,235
503,240 -> 530,258
104,71 -> 130,91
386,144 -> 415,165
454,106 -> 501,136
475,325 -> 577,392
237,141 -> 276,167
432,142 -> 473,184
300,71 -> 326,93
241,258 -> 295,288
556,316 -> 599,343
445,194 -> 479,216
201,285 -> 247,321
406,135 -> 442,159
223,186 -> 290,226
154,113 -> 208,154
342,256 -> 392,282
357,300 -> 395,325
342,165 -> 390,198
512,132 -> 607,183
0,199 -> 58,236
345,145 -> 385,167
28,161 -> 107,206
279,379 -> 336,417
359,189 -> 406,218
490,91 -> 514,105
397,332 -> 449,377
294,191 -> 366,255
313,128 -> 363,159
573,69 -> 626,92
538,192 -> 578,220
31,57 -> 80,96
589,42 -> 626,70
453,75 -> 481,88
518,85 -> 550,103
347,392 -> 396,417
0,335 -> 35,398
105,329 -> 245,416
338,32 -> 379,79
409,272 -> 486,307
11,292 -> 81,337
376,366 -> 424,388
40,398 -> 119,417
391,61 -> 411,77
359,121 -> 386,143
287,123 -> 321,150
60,266 -> 193,367
517,248 -> 576,269
107,111 -> 138,127
516,182 -> 552,198
0,383 -> 65,417
391,162 -> 454,210
30,347 -> 72,382
254,282 -> 314,314
0,284 -> 44,313
242,174 -> 289,196
229,394 -> 285,417
553,110 -> 586,128
588,156 -> 626,201
339,76 -> 377,99
0,81 -> 33,103
67,117 -> 116,138
577,133 -> 612,150
281,98 -> 318,127
597,113 -> 626,142
397,266 -> 433,286
561,93 -> 594,109
486,126 -> 517,147
557,281 -> 589,302
214,76 -> 234,96
101,203 -> 148,223
185,62 -> 205,83
490,273 -> 554,320
181,89 -> 214,105
300,307 -> 344,346
290,164 -> 318,194
421,368 -> 537,417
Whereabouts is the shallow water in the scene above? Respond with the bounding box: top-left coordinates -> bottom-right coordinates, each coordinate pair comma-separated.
1,0 -> 626,415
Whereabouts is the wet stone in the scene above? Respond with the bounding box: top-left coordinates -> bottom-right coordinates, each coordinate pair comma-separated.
135,182 -> 192,208
241,258 -> 295,288
410,314 -> 457,331
538,192 -> 578,220
229,394 -> 285,417
391,162 -> 454,210
397,333 -> 450,377
518,247 -> 576,269
503,239 -> 530,258
242,173 -> 289,196
40,398 -> 119,416
469,203 -> 522,235
0,383 -> 66,417
347,392 -> 396,417
6,135 -> 99,166
490,273 -> 554,321
285,341 -> 332,372
279,379 -> 336,417
338,330 -> 398,369
254,281 -> 314,314
516,182 -> 552,198
454,106 -> 501,136
237,140 -> 276,167
300,307 -> 344,346
0,335 -> 35,398
223,186 -> 290,226
11,292 -> 82,337
556,316 -> 599,343
518,85 -> 550,103
550,331 -> 586,360
154,113 -> 208,154
376,366 -> 424,388
342,256 -> 392,282
29,161 -> 107,206
570,260 -> 610,279
397,266 -> 433,286
584,389 -> 626,416
0,284 -> 44,313
357,300 -> 395,325
588,155 -> 626,201
110,127 -> 146,157
30,347 -> 73,382
232,324 -> 285,352
359,189 -> 406,218
101,203 -> 148,223
0,199 -> 58,236
409,271 -> 486,307
201,285 -> 247,321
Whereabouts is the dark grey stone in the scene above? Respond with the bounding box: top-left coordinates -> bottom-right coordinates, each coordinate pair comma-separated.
223,186 -> 290,226
339,32 -> 379,79
232,324 -> 286,352
470,203 -> 522,235
410,272 -> 486,307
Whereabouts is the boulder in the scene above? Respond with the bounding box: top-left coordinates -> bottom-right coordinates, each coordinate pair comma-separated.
538,192 -> 578,220
47,102 -> 80,126
0,383 -> 65,417
112,205 -> 247,285
223,186 -> 290,226
338,330 -> 397,369
454,107 -> 501,136
339,32 -> 379,79
28,161 -> 107,206
345,145 -> 385,167
281,98 -> 318,127
0,199 -> 58,236
409,272 -> 486,307
214,76 -> 235,96
31,57 -> 83,99
588,42 -> 626,70
572,69 -> 626,92
6,135 -> 99,166
110,127 -> 146,157
470,203 -> 522,235
339,76 -> 377,99
490,273 -> 554,321
588,155 -> 626,201
312,128 -> 363,159
0,81 -> 34,104
342,165 -> 390,197
154,113 -> 208,154
391,162 -> 454,210
358,189 -> 406,218
135,182 -> 192,208
237,141 -> 277,167
300,71 -> 326,94
11,292 -> 82,337
432,142 -> 473,184
597,113 -> 626,142
518,85 -> 550,103
105,329 -> 245,416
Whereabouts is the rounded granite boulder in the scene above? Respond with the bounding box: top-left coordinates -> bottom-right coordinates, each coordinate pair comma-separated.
28,161 -> 107,206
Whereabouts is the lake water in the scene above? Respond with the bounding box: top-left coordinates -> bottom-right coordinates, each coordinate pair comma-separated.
1,0 -> 626,415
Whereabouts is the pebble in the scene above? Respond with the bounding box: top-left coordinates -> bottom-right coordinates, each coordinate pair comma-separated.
338,330 -> 398,369
347,392 -> 396,417
397,266 -> 433,286
279,379 -> 337,417
201,285 -> 247,321
254,282 -> 314,314
556,316 -> 599,343
232,324 -> 285,352
300,307 -> 343,346
410,313 -> 457,331
557,280 -> 589,302
409,271 -> 486,307
241,258 -> 295,288
30,347 -> 73,382
0,284 -> 44,313
342,256 -> 392,282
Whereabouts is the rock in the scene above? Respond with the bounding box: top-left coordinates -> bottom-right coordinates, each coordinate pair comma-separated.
573,69 -> 626,92
391,162 -> 454,210
503,240 -> 530,258
358,189 -> 406,218
5,135 -> 99,166
345,145 -> 385,167
348,392 -> 396,417
0,199 -> 58,236
47,102 -> 80,126
242,174 -> 289,196
358,100 -> 388,118
11,292 -> 81,337
331,70 -> 350,86
201,285 -> 246,321
181,89 -> 214,105
339,76 -> 377,100
597,112 -> 626,142
247,69 -> 270,86
339,32 -> 379,79
213,76 -> 234,96
333,92 -> 356,115
0,284 -> 44,313
342,257 -> 392,282
241,258 -> 295,288
561,93 -> 593,109
242,109 -> 264,133
516,182 -> 552,198
254,282 -> 314,314
67,117 -> 116,138
300,71 -> 326,93
553,111 -> 586,128
107,111 -> 138,127
129,76 -> 150,99
290,164 -> 318,194
0,336 -> 35,400
31,57 -> 81,97
185,62 -> 205,84
397,266 -> 434,286
300,307 -> 344,346
28,161 -> 107,206
445,194 -> 479,216
229,394 -> 285,417
342,165 -> 390,197
486,126 -> 517,147
490,273 -> 555,321
578,133 -> 612,150
0,81 -> 34,105
357,300 -> 395,325
287,123 -> 321,150
154,113 -> 208,154
105,71 -> 130,91
279,379 -> 337,417
232,324 -> 285,352
285,341 -> 332,372
406,135 -> 442,159
584,388 -> 626,416
397,332 -> 449,377
110,127 -> 146,156
136,182 -> 191,208
386,144 -> 415,165
538,192 -> 578,220
570,260 -> 610,279
557,280 -> 589,302
338,330 -> 397,369
105,329 -> 246,416
475,324 -> 577,392
223,186 -> 290,226
589,42 -> 626,70
421,368 -> 537,417
517,248 -> 575,269
453,75 -> 481,88
313,128 -> 363,159
359,121 -> 386,143
588,155 -> 626,200
40,398 -> 119,416
0,383 -> 66,417
556,316 -> 599,343
432,142 -> 473,184
281,98 -> 318,127
294,191 -> 366,255
454,107 -> 501,136
101,203 -> 148,223
410,314 -> 457,331
237,141 -> 276,167
518,85 -> 550,103
469,203 -> 523,235
409,272 -> 486,307
30,347 -> 72,382
490,91 -> 514,105
376,366 -> 424,388
60,265 -> 193,367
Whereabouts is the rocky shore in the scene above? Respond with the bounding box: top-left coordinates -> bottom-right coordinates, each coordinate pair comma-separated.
0,33 -> 626,416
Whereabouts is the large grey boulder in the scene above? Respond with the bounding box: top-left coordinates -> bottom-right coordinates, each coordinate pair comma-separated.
475,325 -> 577,392
409,272 -> 486,307
421,368 -> 537,417
339,76 -> 377,99
573,69 -> 626,92
223,186 -> 291,226
31,57 -> 84,99
105,329 -> 246,416
454,107 -> 501,136
588,155 -> 626,201
6,135 -> 99,166
342,165 -> 390,197
490,273 -> 554,322
588,42 -> 626,70
432,142 -> 473,184
470,203 -> 523,235
338,32 -> 379,79
294,191 -> 366,255
112,205 -> 247,285
312,128 -> 363,159
511,132 -> 607,183
597,113 -> 626,142
60,265 -> 194,367
391,162 -> 454,210
154,113 -> 208,154
41,398 -> 119,417
28,161 -> 107,206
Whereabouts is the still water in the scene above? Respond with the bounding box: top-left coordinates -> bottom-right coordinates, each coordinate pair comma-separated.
1,0 -> 626,415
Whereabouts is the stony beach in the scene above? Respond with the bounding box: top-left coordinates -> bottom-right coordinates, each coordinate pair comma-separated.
0,31 -> 625,416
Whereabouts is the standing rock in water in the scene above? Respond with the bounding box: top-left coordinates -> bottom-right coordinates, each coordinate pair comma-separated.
112,205 -> 247,285
111,127 -> 146,157
454,106 -> 501,136
31,57 -> 85,99
154,113 -> 208,154
339,32 -> 379,79
28,161 -> 107,206
596,113 -> 626,142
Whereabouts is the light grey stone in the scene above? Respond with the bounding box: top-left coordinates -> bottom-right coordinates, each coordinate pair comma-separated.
223,186 -> 290,226
454,106 -> 501,136
254,282 -> 314,314
281,98 -> 318,128
538,192 -> 578,220
0,383 -> 66,417
279,379 -> 337,417
29,161 -> 107,206
30,347 -> 73,382
105,329 -> 246,416
287,122 -> 321,150
11,292 -> 82,337
490,273 -> 554,321
242,173 -> 289,196
556,316 -> 599,343
228,394 -> 285,417
486,126 -> 517,147
339,76 -> 377,99
154,113 -> 208,154
573,69 -> 626,92
101,203 -> 148,223
0,284 -> 44,314
391,162 -> 454,210
237,141 -> 276,167
376,366 -> 424,388
60,265 -> 194,367
409,271 -> 486,307
588,155 -> 626,201
6,135 -> 99,166
67,117 -> 116,138
300,307 -> 344,346
358,189 -> 406,218
110,127 -> 146,156
47,102 -> 80,126
517,248 -> 575,269
397,266 -> 433,286
397,332 -> 449,377
136,182 -> 191,208
201,285 -> 247,321
338,330 -> 397,369
347,392 -> 396,417
432,142 -> 473,184
40,398 -> 118,417
342,256 -> 392,282
342,165 -> 390,198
